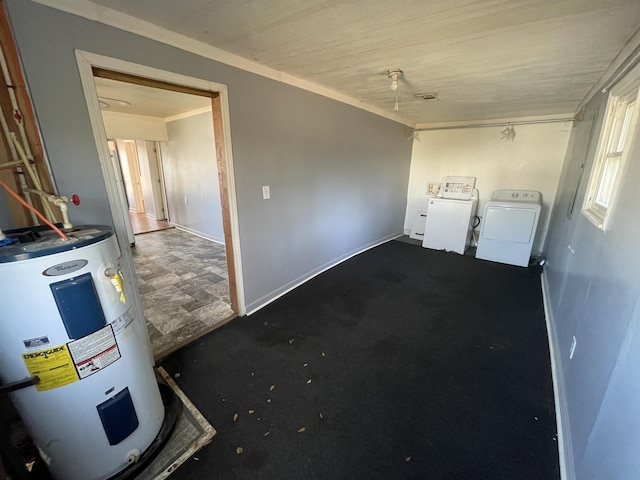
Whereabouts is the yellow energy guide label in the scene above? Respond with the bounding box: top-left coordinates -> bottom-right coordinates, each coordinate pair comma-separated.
22,344 -> 80,391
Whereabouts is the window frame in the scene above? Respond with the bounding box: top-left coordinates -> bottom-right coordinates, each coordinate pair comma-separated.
583,66 -> 640,230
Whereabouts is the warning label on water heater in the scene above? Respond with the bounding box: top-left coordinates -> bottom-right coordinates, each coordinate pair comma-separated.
67,325 -> 121,379
22,345 -> 79,391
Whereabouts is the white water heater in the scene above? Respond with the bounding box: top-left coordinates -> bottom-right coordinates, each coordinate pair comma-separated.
0,225 -> 164,480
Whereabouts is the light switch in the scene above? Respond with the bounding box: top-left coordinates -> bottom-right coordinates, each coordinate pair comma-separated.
262,186 -> 270,200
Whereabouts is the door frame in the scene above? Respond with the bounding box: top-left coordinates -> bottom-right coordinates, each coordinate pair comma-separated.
122,140 -> 145,214
107,140 -> 135,244
75,50 -> 246,316
145,140 -> 166,221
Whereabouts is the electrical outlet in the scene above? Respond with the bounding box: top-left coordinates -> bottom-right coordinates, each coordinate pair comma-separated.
184,196 -> 188,204
427,182 -> 441,195
569,336 -> 577,359
262,185 -> 271,200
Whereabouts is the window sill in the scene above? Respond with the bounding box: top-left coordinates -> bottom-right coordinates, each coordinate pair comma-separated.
581,208 -> 605,230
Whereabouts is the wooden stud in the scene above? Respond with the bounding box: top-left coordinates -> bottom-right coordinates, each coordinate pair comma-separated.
0,0 -> 59,226
211,94 -> 239,314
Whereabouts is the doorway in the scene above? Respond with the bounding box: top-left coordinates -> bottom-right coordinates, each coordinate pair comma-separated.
109,139 -> 171,235
76,51 -> 245,358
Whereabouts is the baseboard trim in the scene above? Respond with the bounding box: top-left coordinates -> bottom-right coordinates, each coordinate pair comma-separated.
172,224 -> 225,245
245,232 -> 403,315
541,271 -> 575,480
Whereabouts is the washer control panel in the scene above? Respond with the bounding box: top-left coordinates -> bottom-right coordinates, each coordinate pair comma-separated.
490,189 -> 541,202
441,176 -> 476,200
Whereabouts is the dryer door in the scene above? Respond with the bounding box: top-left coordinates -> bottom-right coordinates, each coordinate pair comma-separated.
482,207 -> 537,243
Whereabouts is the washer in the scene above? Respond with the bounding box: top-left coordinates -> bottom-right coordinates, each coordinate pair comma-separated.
422,195 -> 478,255
475,190 -> 542,267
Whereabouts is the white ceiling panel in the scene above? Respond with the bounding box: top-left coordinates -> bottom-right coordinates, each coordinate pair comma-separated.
81,0 -> 640,123
93,77 -> 211,118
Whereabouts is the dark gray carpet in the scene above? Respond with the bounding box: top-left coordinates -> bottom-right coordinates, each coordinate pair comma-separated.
159,239 -> 559,479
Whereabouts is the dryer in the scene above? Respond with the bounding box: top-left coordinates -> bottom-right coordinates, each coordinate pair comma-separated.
475,190 -> 542,267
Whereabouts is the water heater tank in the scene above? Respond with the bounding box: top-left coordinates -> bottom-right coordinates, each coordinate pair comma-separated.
0,225 -> 164,480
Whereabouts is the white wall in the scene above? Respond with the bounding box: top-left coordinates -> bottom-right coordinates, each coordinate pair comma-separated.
102,111 -> 168,141
161,111 -> 223,243
113,139 -> 137,212
404,121 -> 572,254
135,140 -> 156,219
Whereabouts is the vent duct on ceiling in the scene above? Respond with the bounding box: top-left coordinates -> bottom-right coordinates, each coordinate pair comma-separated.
415,93 -> 440,102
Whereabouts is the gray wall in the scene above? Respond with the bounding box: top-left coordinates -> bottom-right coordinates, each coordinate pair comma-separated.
0,193 -> 14,230
5,1 -> 412,312
544,69 -> 640,477
161,112 -> 223,242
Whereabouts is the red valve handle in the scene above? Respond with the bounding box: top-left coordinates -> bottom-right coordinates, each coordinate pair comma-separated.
71,194 -> 80,206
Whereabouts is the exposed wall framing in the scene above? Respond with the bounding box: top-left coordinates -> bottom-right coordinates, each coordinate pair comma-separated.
0,0 -> 58,228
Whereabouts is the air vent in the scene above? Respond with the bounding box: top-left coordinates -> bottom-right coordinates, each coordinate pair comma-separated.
415,93 -> 440,102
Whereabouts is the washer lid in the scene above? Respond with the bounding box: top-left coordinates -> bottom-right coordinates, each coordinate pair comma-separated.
0,225 -> 113,263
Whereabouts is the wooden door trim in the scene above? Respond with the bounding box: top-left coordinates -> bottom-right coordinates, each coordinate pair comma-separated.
93,67 -> 220,99
211,95 -> 238,312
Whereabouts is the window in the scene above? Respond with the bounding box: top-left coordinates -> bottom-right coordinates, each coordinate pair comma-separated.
583,70 -> 640,229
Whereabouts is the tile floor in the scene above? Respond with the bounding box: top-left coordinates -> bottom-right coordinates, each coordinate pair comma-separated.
131,228 -> 235,359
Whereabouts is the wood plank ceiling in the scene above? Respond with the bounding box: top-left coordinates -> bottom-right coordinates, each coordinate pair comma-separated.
86,0 -> 640,124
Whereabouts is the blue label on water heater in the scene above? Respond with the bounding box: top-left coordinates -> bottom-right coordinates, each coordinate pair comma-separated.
50,272 -> 107,339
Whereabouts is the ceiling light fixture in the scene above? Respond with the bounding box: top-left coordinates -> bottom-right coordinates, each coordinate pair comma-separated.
388,69 -> 402,91
387,69 -> 403,112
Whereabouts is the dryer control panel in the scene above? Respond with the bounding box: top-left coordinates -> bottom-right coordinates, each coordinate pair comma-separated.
490,189 -> 541,203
